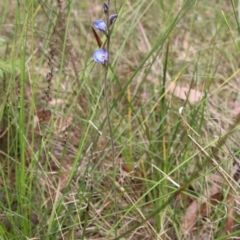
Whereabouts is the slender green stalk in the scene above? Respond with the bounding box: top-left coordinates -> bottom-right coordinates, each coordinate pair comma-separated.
104,1 -> 117,237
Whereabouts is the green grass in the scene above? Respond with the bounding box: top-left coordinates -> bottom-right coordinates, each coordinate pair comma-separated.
0,0 -> 240,239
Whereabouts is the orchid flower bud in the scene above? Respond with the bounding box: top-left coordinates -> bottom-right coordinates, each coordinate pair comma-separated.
109,14 -> 118,25
103,2 -> 109,14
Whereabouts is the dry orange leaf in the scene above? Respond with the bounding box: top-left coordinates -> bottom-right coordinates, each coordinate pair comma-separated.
168,82 -> 203,104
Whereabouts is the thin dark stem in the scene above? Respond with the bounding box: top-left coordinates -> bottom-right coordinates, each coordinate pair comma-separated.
104,0 -> 117,238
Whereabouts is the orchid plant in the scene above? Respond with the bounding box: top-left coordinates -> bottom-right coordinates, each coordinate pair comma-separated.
91,2 -> 118,237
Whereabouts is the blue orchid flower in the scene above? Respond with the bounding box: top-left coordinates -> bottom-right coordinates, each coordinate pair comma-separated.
94,19 -> 107,32
92,48 -> 108,64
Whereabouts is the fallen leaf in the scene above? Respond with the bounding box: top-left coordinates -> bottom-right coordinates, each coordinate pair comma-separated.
201,192 -> 223,217
181,200 -> 198,232
225,194 -> 235,235
231,105 -> 240,116
168,82 -> 203,104
182,191 -> 223,233
34,109 -> 51,128
35,109 -> 51,122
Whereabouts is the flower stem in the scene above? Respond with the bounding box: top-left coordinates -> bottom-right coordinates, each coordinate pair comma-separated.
104,0 -> 117,237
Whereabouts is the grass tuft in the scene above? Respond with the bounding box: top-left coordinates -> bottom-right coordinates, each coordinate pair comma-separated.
0,0 -> 240,239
